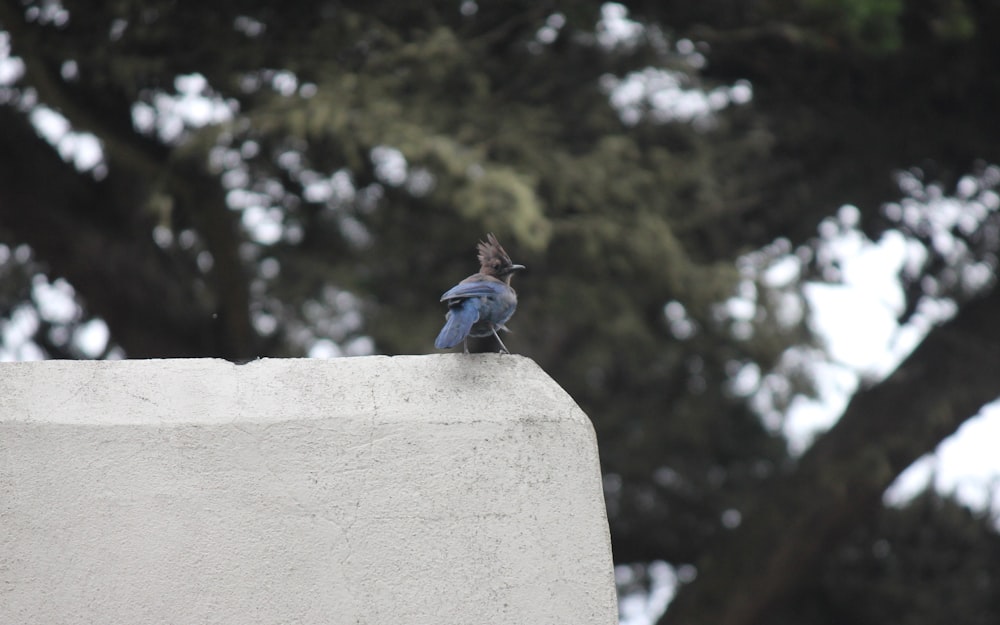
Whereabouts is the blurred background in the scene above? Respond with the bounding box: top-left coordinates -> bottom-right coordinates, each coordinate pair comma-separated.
2,1 -> 999,623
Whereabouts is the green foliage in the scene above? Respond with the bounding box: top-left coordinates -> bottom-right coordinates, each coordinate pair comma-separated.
3,1 -> 1000,624
802,0 -> 904,51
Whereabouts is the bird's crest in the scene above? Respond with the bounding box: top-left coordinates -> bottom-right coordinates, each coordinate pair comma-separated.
477,233 -> 515,276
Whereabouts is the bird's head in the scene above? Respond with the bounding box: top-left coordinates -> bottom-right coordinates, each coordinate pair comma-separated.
477,233 -> 525,281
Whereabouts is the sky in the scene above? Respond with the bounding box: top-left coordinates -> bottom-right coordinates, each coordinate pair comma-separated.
794,222 -> 1000,512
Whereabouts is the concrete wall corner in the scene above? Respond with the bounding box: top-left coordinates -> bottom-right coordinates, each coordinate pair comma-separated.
0,355 -> 617,624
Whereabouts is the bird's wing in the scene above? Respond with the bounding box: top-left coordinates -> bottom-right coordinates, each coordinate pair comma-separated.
440,278 -> 506,302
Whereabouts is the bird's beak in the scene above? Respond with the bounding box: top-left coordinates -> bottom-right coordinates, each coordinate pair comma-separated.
510,264 -> 526,272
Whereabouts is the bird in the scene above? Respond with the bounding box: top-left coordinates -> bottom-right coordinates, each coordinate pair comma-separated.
434,233 -> 525,354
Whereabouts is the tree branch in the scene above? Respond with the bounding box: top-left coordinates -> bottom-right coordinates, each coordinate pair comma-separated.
1,3 -> 258,358
0,0 -> 168,178
0,107 -> 217,357
660,284 -> 1000,625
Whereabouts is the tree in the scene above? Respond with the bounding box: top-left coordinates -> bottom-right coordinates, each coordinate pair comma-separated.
1,1 -> 998,623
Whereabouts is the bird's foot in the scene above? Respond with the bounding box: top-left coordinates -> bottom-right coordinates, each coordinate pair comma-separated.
491,328 -> 511,354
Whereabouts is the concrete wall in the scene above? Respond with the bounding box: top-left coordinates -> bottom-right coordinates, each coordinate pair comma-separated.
0,355 -> 617,625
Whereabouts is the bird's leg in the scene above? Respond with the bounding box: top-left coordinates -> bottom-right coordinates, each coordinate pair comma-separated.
463,336 -> 470,354
491,327 -> 510,354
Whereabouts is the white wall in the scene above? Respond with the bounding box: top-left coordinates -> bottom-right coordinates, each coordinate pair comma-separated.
0,355 -> 617,625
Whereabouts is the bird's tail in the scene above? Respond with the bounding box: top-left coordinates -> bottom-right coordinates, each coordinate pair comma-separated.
435,301 -> 479,349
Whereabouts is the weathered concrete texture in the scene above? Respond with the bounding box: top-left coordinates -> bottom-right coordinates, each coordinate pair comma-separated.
0,355 -> 616,625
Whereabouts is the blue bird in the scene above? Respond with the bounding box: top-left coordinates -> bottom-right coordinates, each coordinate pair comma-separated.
435,234 -> 525,354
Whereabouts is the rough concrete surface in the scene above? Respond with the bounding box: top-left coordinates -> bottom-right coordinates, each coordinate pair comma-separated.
0,355 -> 617,624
